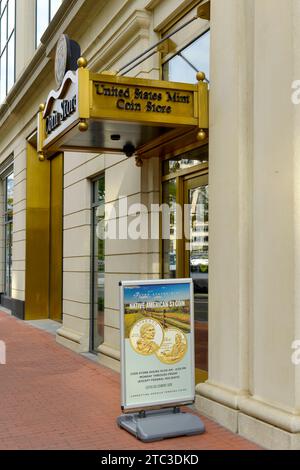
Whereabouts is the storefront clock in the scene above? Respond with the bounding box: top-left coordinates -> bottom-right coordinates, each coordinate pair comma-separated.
55,34 -> 81,88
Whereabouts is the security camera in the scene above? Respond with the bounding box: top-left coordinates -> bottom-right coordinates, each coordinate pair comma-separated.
123,142 -> 135,157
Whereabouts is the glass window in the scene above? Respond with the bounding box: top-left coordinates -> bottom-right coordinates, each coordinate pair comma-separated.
162,179 -> 177,279
4,171 -> 13,296
91,175 -> 105,351
162,147 -> 209,383
0,0 -> 15,103
163,30 -> 210,84
36,0 -> 62,47
163,145 -> 209,176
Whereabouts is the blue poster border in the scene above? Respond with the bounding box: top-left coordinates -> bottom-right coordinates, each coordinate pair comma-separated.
119,278 -> 195,412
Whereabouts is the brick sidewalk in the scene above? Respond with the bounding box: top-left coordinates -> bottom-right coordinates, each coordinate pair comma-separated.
0,311 -> 261,450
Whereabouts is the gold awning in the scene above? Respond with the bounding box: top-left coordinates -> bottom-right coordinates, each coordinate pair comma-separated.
37,58 -> 208,162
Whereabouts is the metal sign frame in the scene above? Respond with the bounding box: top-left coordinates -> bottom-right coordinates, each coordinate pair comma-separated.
37,61 -> 208,161
119,278 -> 195,413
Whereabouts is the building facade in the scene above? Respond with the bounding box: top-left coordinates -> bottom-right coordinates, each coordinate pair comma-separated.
1,0 -> 300,449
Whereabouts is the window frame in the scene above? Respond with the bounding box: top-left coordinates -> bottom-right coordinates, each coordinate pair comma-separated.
90,174 -> 105,353
0,0 -> 16,102
162,28 -> 210,83
35,0 -> 62,48
2,164 -> 13,297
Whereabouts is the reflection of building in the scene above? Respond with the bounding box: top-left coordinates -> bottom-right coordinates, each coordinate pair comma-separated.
1,0 -> 300,450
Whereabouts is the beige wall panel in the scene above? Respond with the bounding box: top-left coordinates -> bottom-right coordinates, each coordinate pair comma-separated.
12,239 -> 26,261
14,180 -> 26,207
104,308 -> 119,330
64,154 -> 104,187
14,169 -> 26,187
63,225 -> 91,258
12,260 -> 26,271
64,180 -> 91,215
13,199 -> 26,213
85,154 -> 105,178
13,230 -> 26,243
12,270 -> 25,293
105,158 -> 141,203
63,271 -> 90,304
11,289 -> 25,302
103,325 -> 120,351
13,210 -> 26,233
151,0 -> 199,30
64,209 -> 91,230
64,152 -> 97,174
104,154 -> 127,170
13,152 -> 27,176
63,299 -> 90,318
64,256 -> 91,273
62,315 -> 90,344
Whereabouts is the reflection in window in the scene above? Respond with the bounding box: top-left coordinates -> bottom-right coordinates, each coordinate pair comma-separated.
36,0 -> 62,47
163,31 -> 210,84
92,176 -> 105,351
162,179 -> 177,278
163,145 -> 209,176
0,0 -> 15,103
4,171 -> 13,296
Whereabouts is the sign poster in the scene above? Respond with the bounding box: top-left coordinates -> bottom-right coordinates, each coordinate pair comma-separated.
120,279 -> 195,411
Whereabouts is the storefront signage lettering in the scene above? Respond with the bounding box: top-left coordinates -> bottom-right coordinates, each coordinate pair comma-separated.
94,83 -> 191,115
46,95 -> 77,135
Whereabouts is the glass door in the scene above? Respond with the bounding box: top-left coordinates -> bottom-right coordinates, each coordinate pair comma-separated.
184,174 -> 208,384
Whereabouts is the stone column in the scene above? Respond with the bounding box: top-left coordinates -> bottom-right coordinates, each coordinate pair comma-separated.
197,0 -> 300,449
237,0 -> 300,449
196,0 -> 254,432
15,0 -> 35,79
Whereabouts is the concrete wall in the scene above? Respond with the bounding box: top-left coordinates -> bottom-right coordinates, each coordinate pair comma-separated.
196,0 -> 300,450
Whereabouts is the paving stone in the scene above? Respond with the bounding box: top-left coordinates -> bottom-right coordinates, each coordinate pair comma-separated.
0,311 -> 261,450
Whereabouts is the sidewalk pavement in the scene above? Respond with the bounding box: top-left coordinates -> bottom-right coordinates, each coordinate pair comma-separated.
0,311 -> 261,450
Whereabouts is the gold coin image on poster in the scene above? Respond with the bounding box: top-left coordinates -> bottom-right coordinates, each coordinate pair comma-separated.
129,318 -> 164,356
156,327 -> 187,364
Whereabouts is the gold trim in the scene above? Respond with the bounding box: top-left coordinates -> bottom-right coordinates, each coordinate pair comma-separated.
197,1 -> 210,20
25,143 -> 50,320
49,154 -> 63,322
77,57 -> 88,68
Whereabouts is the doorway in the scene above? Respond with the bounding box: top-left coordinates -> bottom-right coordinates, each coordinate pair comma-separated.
162,144 -> 208,384
184,174 -> 208,384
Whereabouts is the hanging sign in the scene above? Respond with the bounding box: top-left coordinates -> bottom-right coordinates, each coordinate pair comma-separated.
119,279 -> 195,412
38,65 -> 208,158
